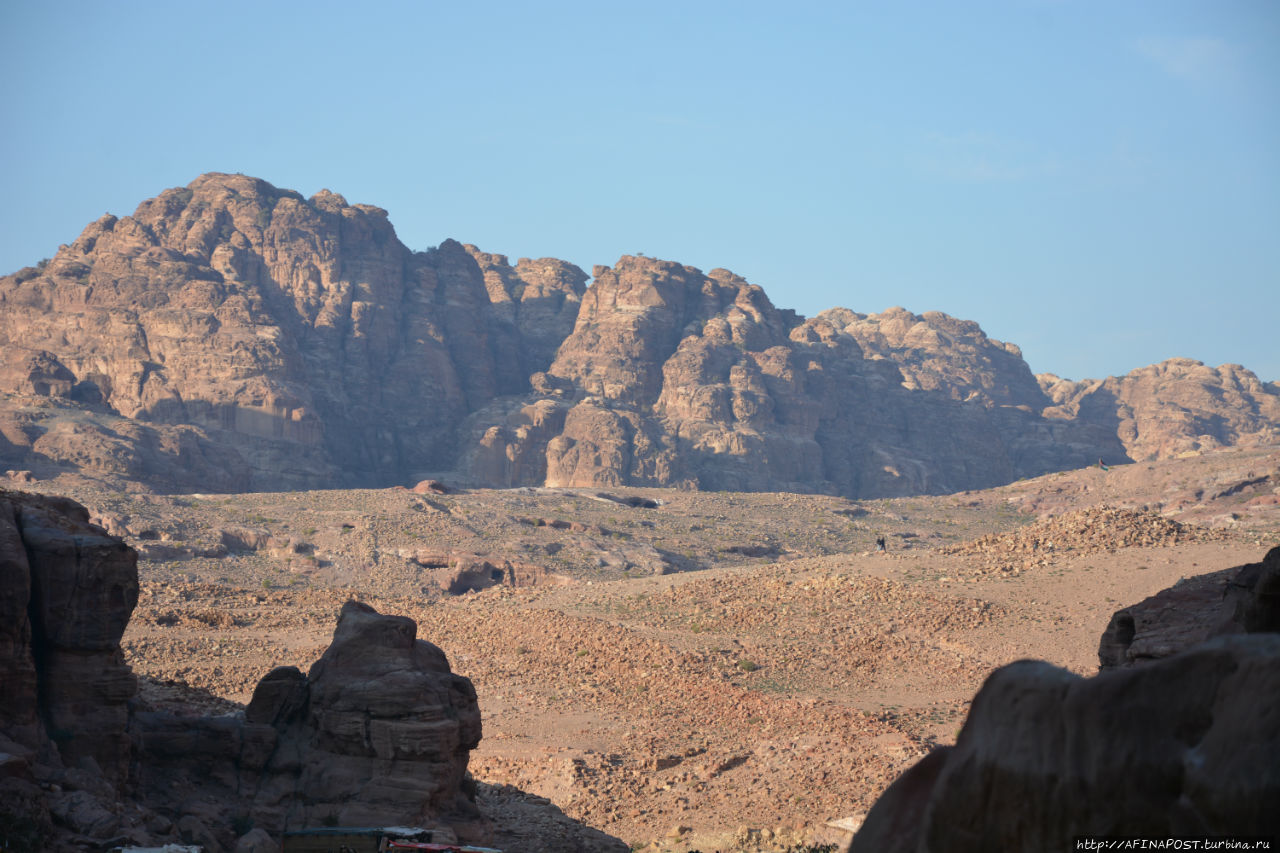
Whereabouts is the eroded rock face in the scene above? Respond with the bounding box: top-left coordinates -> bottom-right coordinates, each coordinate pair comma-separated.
4,173 -> 1278,497
1099,545 -> 1280,668
852,553 -> 1280,852
1040,358 -> 1280,461
823,306 -> 1047,408
0,489 -> 138,781
462,245 -> 589,383
0,174 -> 583,490
465,259 -> 1131,496
0,489 -> 141,847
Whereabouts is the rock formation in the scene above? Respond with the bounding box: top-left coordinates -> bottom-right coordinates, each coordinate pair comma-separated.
0,174 -> 586,491
3,173 -> 1278,497
850,551 -> 1280,852
1098,545 -> 1280,669
133,601 -> 487,849
1040,358 -> 1280,461
1,488 -> 146,847
464,259 -> 1132,496
2,488 -> 621,852
0,489 -> 138,784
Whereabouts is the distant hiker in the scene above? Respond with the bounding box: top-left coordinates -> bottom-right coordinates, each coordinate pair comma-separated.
875,535 -> 886,553
1097,458 -> 1110,472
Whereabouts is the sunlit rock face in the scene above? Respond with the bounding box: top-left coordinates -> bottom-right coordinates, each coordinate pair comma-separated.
4,173 -> 1278,497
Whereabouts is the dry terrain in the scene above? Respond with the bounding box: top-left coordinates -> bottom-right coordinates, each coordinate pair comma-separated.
11,445 -> 1279,851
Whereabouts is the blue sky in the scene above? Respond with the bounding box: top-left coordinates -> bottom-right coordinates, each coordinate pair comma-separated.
2,1 -> 1277,381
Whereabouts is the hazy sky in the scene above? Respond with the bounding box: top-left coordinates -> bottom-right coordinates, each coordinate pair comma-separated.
2,1 -> 1277,381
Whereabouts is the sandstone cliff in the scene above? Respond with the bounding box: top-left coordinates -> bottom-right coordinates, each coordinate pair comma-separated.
1040,358 -> 1280,461
3,173 -> 1278,497
463,259 -> 1132,497
0,174 -> 586,490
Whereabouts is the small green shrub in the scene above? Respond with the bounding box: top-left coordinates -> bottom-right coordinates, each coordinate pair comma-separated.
737,659 -> 760,672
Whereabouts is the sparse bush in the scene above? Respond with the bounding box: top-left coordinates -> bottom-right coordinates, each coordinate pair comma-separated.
737,659 -> 759,672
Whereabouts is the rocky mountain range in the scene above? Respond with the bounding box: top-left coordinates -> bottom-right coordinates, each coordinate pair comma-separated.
3,172 -> 1278,496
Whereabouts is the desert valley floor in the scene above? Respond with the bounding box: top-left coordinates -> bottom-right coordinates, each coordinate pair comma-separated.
14,445 -> 1279,851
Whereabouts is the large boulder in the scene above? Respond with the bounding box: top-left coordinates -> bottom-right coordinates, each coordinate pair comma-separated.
1099,544 -> 1280,668
294,601 -> 484,829
852,548 -> 1280,852
134,601 -> 489,849
852,635 -> 1280,852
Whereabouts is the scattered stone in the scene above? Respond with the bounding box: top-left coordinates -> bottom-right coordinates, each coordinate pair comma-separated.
940,504 -> 1227,575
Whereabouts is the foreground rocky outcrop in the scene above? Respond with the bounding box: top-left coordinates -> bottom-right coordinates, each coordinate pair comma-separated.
850,549 -> 1280,852
128,600 -> 488,850
1098,544 -> 1280,669
1,488 -> 148,848
0,489 -> 620,852
3,173 -> 1279,497
0,489 -> 138,783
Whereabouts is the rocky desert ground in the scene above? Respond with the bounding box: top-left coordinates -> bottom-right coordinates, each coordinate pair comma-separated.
10,444 -> 1278,851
